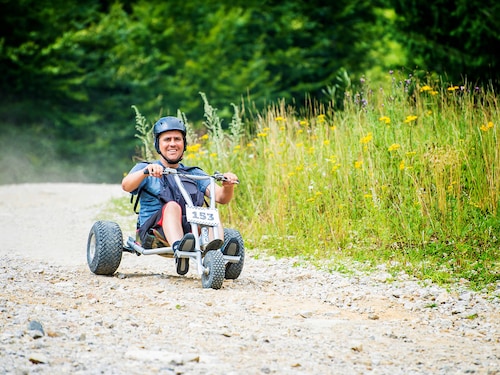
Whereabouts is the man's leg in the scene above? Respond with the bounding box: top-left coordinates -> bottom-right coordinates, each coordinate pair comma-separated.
159,202 -> 194,275
160,201 -> 184,246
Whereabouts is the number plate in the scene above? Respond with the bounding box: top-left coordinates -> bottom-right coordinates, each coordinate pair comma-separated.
186,206 -> 220,226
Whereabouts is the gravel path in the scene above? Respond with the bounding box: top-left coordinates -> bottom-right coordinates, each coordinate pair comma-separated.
0,183 -> 499,374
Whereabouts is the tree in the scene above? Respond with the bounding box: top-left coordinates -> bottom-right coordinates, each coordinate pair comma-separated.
389,0 -> 500,85
0,0 -> 388,182
0,1 -> 146,180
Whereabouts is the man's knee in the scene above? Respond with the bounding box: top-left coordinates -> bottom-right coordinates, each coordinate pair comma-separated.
162,201 -> 182,213
161,201 -> 182,221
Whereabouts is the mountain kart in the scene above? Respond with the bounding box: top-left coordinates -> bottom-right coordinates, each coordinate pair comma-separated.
86,168 -> 244,289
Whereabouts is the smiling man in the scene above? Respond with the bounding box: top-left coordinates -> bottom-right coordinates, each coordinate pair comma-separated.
121,116 -> 239,275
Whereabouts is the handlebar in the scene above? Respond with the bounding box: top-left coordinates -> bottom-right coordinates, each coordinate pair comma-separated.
143,167 -> 239,184
212,172 -> 240,184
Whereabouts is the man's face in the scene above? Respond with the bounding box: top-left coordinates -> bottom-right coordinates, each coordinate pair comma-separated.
158,130 -> 184,163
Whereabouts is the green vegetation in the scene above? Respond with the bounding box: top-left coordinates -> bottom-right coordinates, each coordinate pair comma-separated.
1,1 -> 498,183
134,70 -> 499,291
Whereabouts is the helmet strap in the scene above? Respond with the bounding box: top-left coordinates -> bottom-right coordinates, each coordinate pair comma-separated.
160,151 -> 183,166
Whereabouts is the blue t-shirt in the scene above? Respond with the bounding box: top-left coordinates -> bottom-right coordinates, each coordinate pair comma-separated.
129,161 -> 210,227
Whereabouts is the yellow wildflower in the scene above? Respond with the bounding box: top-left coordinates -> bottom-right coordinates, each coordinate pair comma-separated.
447,86 -> 460,91
299,120 -> 308,126
399,160 -> 405,170
420,85 -> 432,92
360,132 -> 373,144
186,143 -> 201,153
388,143 -> 400,152
201,134 -> 209,140
209,152 -> 217,158
379,116 -> 391,125
257,132 -> 268,137
480,121 -> 494,132
276,116 -> 285,122
354,160 -> 363,169
404,115 -> 418,123
323,140 -> 330,146
317,114 -> 326,124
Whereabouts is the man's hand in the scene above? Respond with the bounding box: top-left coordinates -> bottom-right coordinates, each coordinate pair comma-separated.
221,172 -> 239,186
144,164 -> 164,178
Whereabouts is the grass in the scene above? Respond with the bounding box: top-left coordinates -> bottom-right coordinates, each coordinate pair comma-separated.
133,70 -> 499,292
95,196 -> 137,234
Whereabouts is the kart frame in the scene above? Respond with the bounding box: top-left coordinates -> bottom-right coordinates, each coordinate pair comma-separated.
87,168 -> 244,289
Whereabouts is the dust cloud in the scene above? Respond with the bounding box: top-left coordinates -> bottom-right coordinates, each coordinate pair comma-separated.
0,131 -> 127,184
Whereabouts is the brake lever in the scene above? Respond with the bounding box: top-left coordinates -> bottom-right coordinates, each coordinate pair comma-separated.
213,171 -> 240,184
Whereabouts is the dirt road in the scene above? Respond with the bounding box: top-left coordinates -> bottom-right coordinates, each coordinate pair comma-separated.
0,183 -> 498,374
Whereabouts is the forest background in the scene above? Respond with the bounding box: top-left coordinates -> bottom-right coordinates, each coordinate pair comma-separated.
1,0 -> 498,183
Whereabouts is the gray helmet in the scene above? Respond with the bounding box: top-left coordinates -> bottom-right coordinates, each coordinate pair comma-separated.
153,116 -> 187,153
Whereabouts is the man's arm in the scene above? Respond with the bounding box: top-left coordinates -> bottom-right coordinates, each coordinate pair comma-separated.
122,163 -> 164,192
207,172 -> 238,204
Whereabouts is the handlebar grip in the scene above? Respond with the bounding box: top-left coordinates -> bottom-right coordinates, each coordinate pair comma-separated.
143,167 -> 176,175
216,175 -> 240,184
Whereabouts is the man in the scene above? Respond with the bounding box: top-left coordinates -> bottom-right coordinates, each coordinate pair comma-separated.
122,116 -> 239,275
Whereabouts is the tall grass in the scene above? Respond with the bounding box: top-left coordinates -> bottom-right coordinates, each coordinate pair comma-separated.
135,71 -> 499,291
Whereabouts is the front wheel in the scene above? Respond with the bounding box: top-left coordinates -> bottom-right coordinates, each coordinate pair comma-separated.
201,250 -> 225,289
87,221 -> 123,275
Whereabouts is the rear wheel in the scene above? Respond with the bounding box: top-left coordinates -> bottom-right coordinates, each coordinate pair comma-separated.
223,228 -> 245,280
201,250 -> 225,289
87,221 -> 123,275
